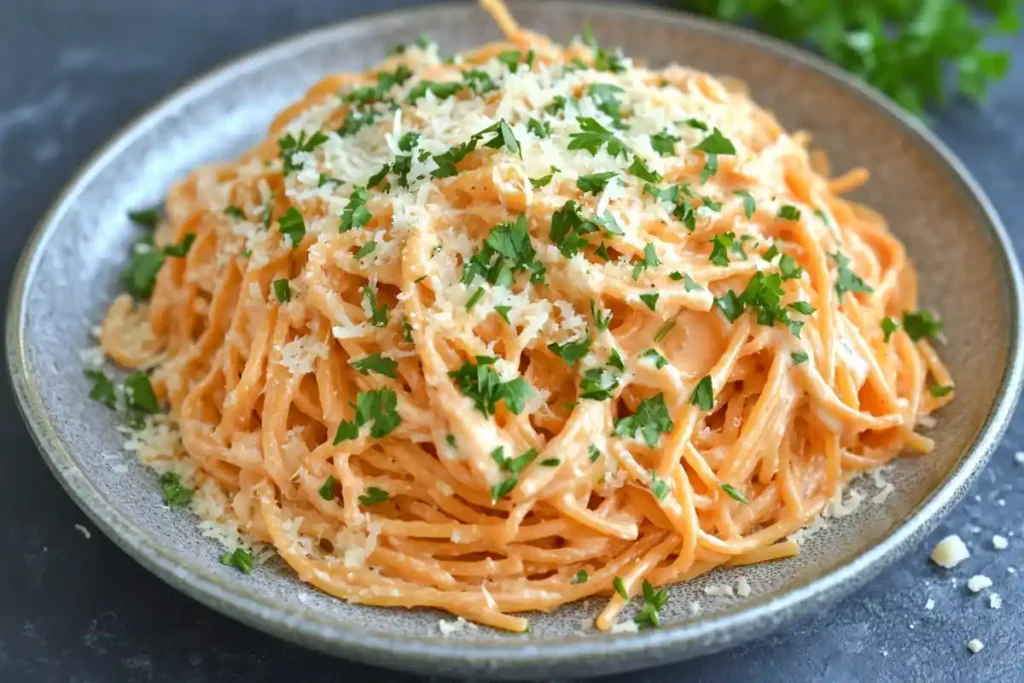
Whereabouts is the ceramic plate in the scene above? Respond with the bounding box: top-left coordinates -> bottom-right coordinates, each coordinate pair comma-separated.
8,1 -> 1024,679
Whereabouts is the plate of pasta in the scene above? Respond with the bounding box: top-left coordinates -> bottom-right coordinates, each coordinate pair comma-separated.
8,0 -> 1023,678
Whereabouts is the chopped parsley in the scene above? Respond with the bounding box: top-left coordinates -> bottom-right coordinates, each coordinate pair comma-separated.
466,287 -> 485,310
930,383 -> 954,398
318,476 -> 338,501
649,470 -> 671,501
881,316 -> 899,342
613,576 -> 629,600
632,243 -> 661,280
694,128 -> 736,183
577,171 -> 617,194
653,321 -> 676,343
830,251 -> 873,298
463,215 -> 546,286
272,278 -> 291,303
278,207 -> 306,247
627,157 -> 663,183
494,305 -> 512,323
690,376 -> 714,411
709,232 -> 736,266
721,483 -> 750,504
587,83 -> 626,122
278,130 -> 328,175
613,393 -> 673,447
650,130 -> 681,156
777,205 -> 801,221
639,292 -> 660,311
124,371 -> 159,418
592,300 -> 612,331
903,310 -> 944,341
549,200 -> 598,258
527,117 -> 551,138
224,205 -> 245,220
220,548 -> 254,574
633,581 -> 669,629
540,458 -> 561,467
406,80 -> 463,103
588,445 -> 602,462
572,569 -> 589,584
580,367 -> 620,401
594,210 -> 624,236
463,69 -> 498,96
431,138 -> 478,178
530,172 -> 554,188
332,388 -> 401,442
568,117 -> 627,157
791,351 -> 809,365
640,348 -> 668,369
127,206 -> 161,229
548,333 -> 592,365
363,283 -> 389,327
448,356 -> 534,416
735,190 -> 756,219
479,119 -> 521,157
122,239 -> 165,299
684,118 -> 708,131
358,486 -> 390,506
159,472 -> 192,510
349,353 -> 399,379
354,241 -> 377,259
490,446 -> 539,501
84,370 -> 116,409
714,290 -> 744,323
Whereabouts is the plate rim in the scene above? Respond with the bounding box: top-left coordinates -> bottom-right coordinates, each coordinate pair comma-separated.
7,0 -> 1024,676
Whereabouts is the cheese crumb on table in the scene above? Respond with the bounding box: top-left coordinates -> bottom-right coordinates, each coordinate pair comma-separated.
967,575 -> 993,593
967,639 -> 985,654
925,598 -> 935,610
931,535 -> 970,568
989,593 -> 1002,609
73,524 -> 91,539
1015,451 -> 1024,465
992,535 -> 1009,550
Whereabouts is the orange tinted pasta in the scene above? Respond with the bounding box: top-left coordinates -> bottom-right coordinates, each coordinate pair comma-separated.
100,0 -> 952,632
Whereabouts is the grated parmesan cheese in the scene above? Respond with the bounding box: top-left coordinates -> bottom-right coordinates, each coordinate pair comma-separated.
609,620 -> 639,633
967,575 -> 992,593
967,639 -> 984,654
930,535 -> 970,568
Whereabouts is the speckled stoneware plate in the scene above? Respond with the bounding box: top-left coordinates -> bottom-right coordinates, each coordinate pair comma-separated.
8,1 -> 1024,679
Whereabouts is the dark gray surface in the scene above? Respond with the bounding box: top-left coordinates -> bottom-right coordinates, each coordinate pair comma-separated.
1,1 -> 1021,682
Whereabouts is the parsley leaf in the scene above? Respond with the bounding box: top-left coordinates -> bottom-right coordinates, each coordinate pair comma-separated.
278,130 -> 329,175
881,316 -> 899,342
84,370 -> 116,409
127,206 -> 161,229
777,205 -> 801,221
332,388 -> 401,442
791,351 -> 809,365
350,353 -> 399,379
709,232 -> 736,266
568,117 -> 627,157
448,356 -> 534,416
632,243 -> 661,280
278,207 -> 305,247
124,371 -> 159,416
588,83 -> 626,121
548,333 -> 592,365
358,486 -> 390,506
572,569 -> 589,584
406,80 -> 463,103
527,118 -> 551,138
694,128 -> 735,183
479,119 -> 521,157
735,190 -> 756,219
272,279 -> 291,303
319,476 -> 338,501
592,300 -> 612,331
930,383 -> 954,398
639,292 -> 659,311
721,483 -> 750,504
613,576 -> 629,600
627,157 -> 663,183
354,241 -> 376,259
649,471 -> 671,501
122,239 -> 165,299
651,130 -> 681,156
159,472 -> 193,510
689,376 -> 714,411
633,580 -> 669,629
903,310 -> 944,341
830,251 -> 873,298
641,348 -> 668,369
580,367 -> 621,401
654,320 -> 676,343
714,290 -> 744,322
431,138 -> 478,178
549,200 -> 598,258
463,69 -> 498,96
363,283 -> 389,328
614,393 -> 674,447
162,233 -> 195,258
577,171 -> 617,194
220,548 -> 253,574
464,215 -> 546,285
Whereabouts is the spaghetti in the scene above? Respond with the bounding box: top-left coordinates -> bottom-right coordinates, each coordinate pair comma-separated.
99,0 -> 953,633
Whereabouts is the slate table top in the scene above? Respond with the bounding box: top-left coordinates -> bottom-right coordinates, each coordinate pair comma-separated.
2,2 -> 1022,681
